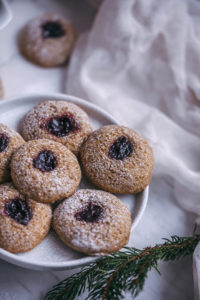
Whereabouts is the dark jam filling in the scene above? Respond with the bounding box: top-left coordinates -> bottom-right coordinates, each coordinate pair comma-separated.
33,150 -> 57,172
108,136 -> 133,160
5,198 -> 32,225
0,134 -> 9,153
42,114 -> 80,137
75,202 -> 103,223
41,21 -> 65,39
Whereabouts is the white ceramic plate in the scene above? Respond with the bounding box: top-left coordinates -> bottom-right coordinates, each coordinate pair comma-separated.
0,0 -> 12,30
0,93 -> 149,270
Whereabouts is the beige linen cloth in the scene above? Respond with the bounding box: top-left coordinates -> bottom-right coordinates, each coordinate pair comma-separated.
66,0 -> 200,298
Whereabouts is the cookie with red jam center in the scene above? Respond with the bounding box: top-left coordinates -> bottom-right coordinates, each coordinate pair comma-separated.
80,125 -> 154,194
19,13 -> 76,67
53,189 -> 132,256
11,139 -> 81,203
20,101 -> 92,155
0,183 -> 52,253
0,123 -> 24,183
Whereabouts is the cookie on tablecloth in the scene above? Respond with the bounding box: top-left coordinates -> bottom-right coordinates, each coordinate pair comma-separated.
53,189 -> 132,256
19,13 -> 76,67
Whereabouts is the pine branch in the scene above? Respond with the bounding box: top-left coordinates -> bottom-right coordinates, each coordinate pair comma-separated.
44,233 -> 200,300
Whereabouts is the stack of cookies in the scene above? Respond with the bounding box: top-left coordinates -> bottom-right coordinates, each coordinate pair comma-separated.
0,101 -> 153,256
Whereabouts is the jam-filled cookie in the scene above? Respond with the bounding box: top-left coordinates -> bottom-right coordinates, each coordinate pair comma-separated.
0,124 -> 24,183
20,101 -> 92,155
11,139 -> 81,203
19,13 -> 76,67
0,183 -> 52,253
80,125 -> 154,194
53,189 -> 132,256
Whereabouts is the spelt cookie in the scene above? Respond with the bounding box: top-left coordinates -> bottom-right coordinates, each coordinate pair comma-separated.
0,183 -> 52,253
0,124 -> 24,183
11,139 -> 81,203
19,13 -> 76,67
0,78 -> 4,99
53,189 -> 132,256
20,101 -> 92,155
80,125 -> 154,194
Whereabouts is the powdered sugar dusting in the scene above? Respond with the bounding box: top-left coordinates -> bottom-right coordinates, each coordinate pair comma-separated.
53,189 -> 132,256
11,139 -> 81,203
21,101 -> 92,155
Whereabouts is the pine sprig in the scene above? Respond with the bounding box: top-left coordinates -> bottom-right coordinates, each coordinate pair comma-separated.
44,233 -> 200,300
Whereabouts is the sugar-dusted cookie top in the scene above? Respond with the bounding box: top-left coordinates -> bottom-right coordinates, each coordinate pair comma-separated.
53,189 -> 132,256
21,101 -> 92,155
11,139 -> 81,203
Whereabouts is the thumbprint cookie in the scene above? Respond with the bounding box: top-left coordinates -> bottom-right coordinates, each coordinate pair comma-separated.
11,139 -> 81,203
53,189 -> 132,256
20,101 -> 92,155
80,125 -> 154,194
19,13 -> 76,67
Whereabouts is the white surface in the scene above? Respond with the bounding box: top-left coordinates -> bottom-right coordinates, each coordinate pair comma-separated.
0,93 -> 149,270
0,0 -> 198,299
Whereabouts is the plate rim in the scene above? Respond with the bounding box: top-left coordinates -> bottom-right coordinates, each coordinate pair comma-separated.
0,92 -> 149,270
